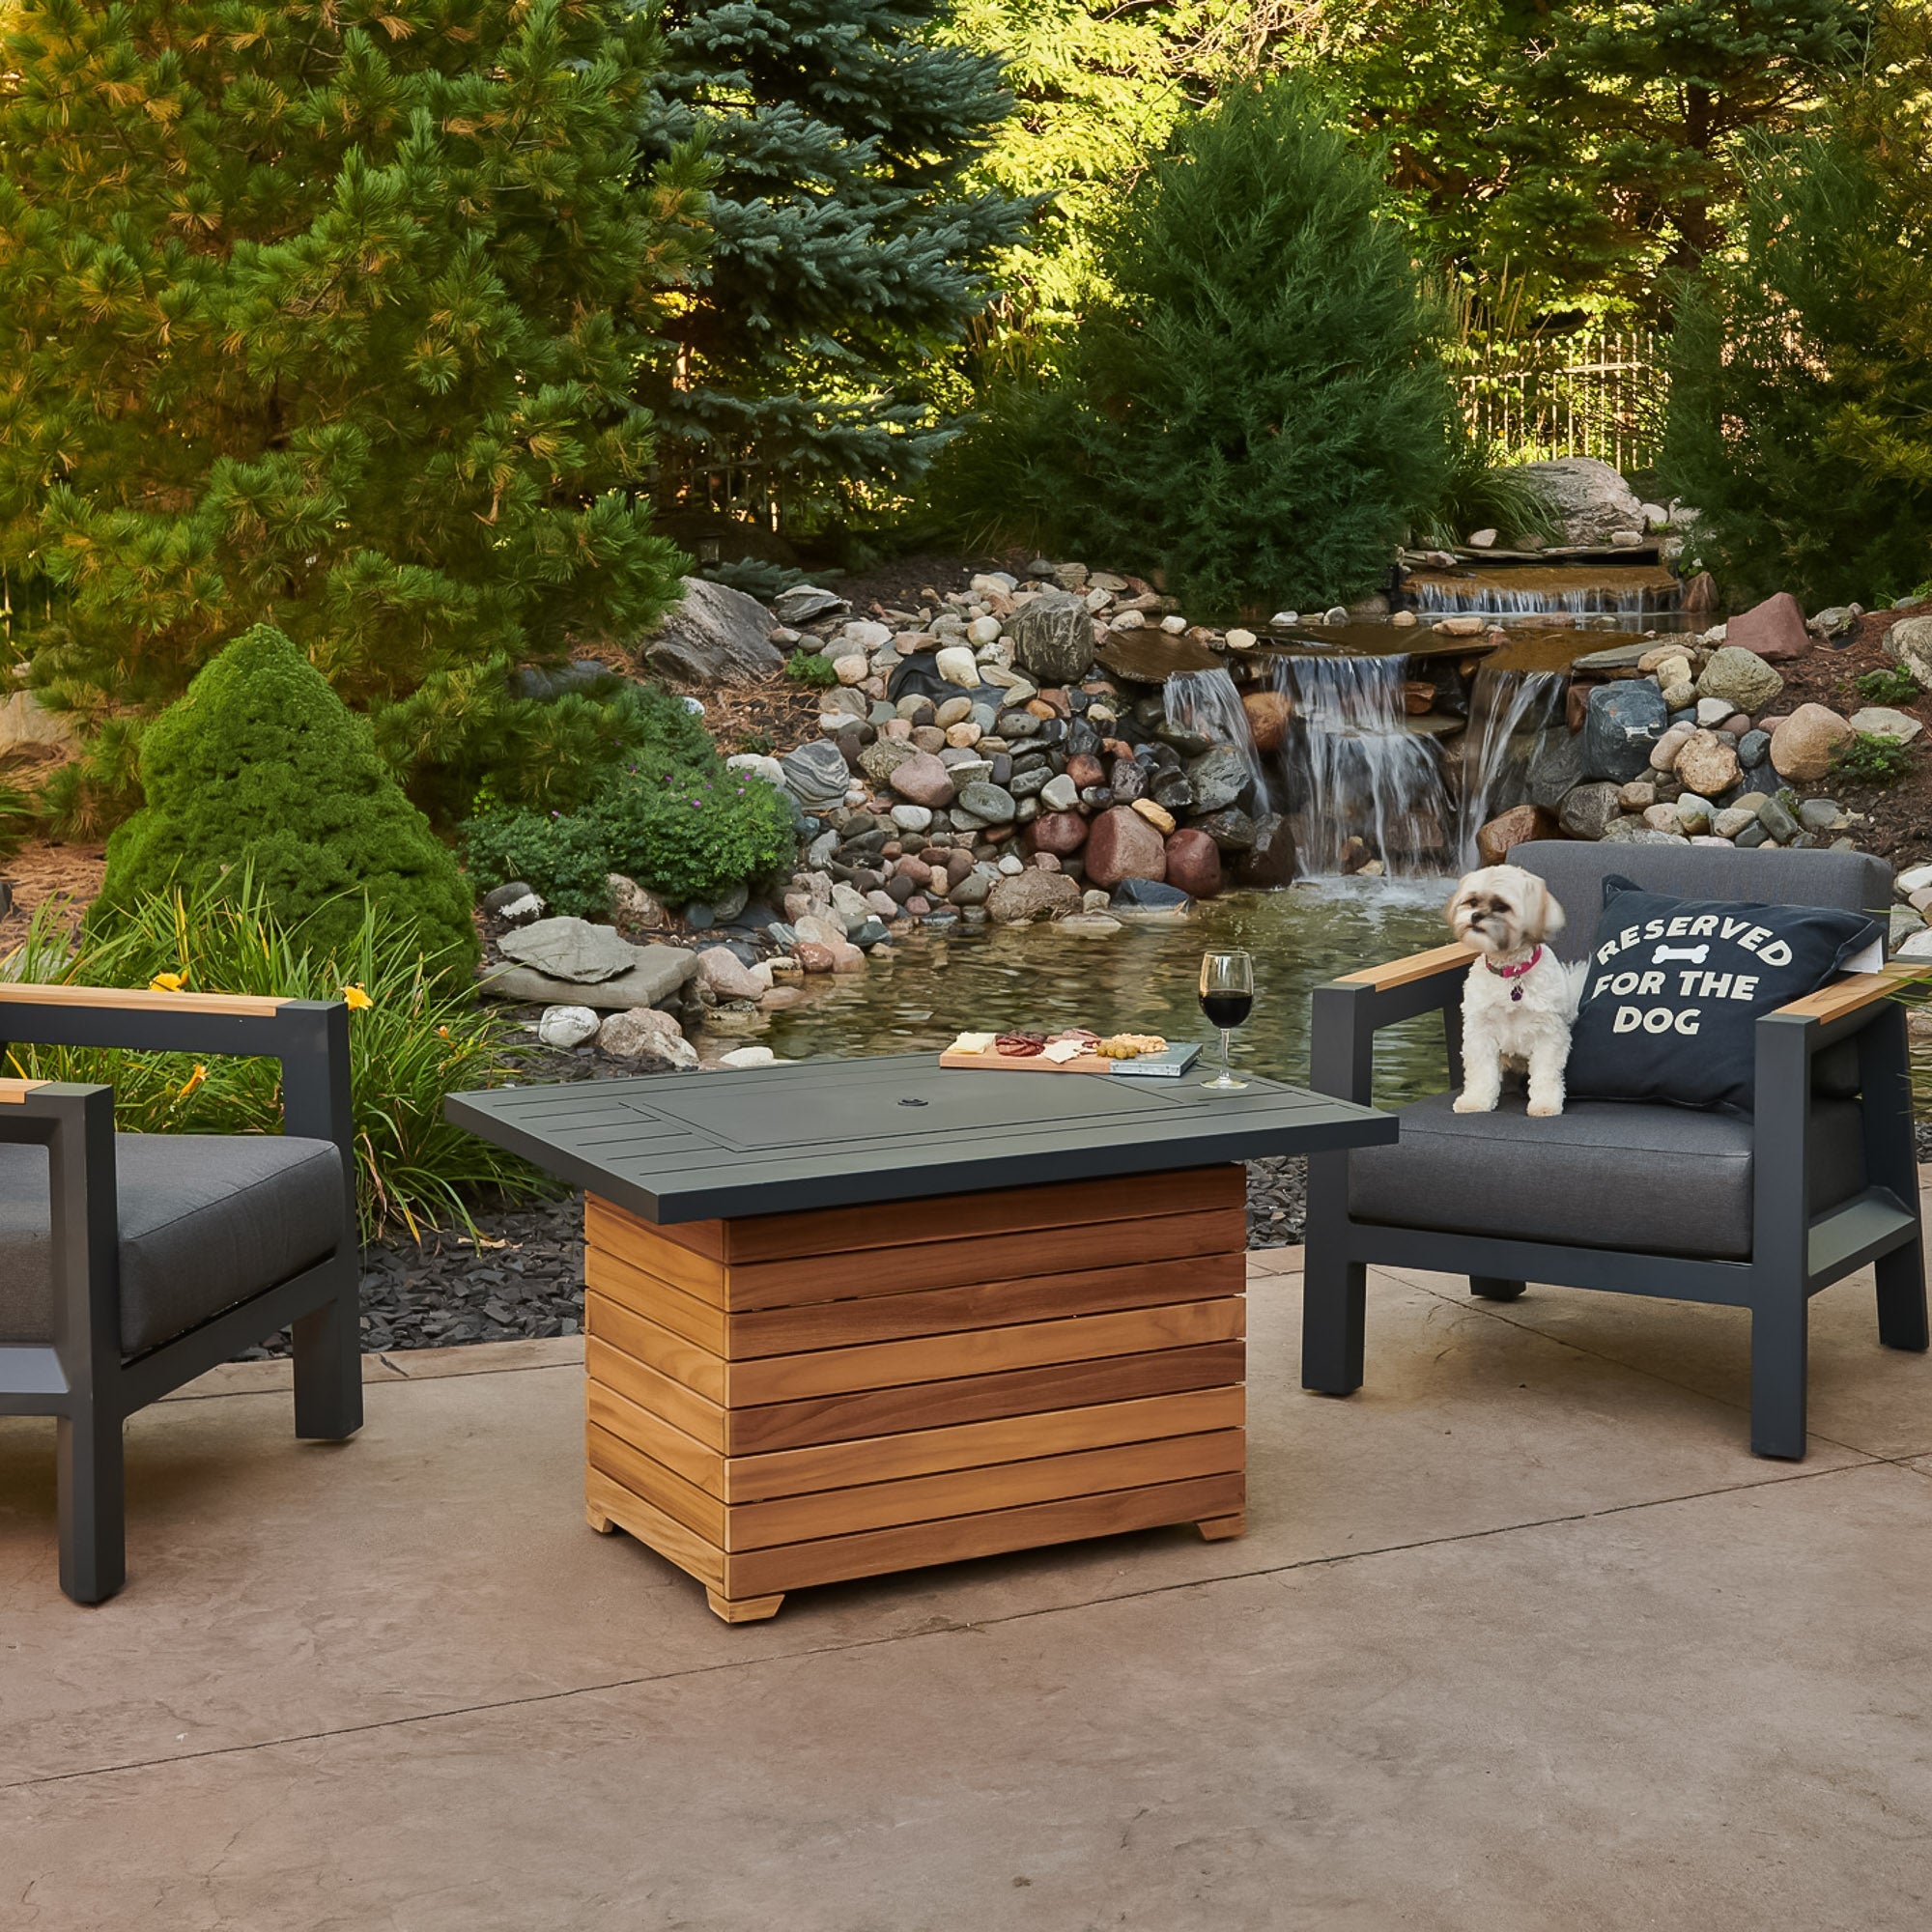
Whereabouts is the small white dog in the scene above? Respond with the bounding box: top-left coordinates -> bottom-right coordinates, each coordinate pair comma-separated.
1447,864 -> 1580,1118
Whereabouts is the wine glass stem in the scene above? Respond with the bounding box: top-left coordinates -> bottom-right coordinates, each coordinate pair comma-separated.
1221,1028 -> 1233,1081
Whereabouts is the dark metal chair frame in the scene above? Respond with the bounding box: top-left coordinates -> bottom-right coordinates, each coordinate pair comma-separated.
1302,923 -> 1928,1462
0,987 -> 360,1603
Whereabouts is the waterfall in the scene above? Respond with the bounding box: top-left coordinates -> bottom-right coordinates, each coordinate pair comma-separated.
1455,666 -> 1567,866
1164,667 -> 1273,811
1268,656 -> 1449,877
1405,576 -> 1681,618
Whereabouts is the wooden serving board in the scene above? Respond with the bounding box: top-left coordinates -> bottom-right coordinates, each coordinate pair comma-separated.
938,1047 -> 1114,1075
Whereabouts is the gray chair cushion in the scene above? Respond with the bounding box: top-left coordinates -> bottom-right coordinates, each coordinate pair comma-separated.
0,1133 -> 346,1355
1511,841 -> 1893,965
1349,1093 -> 1868,1261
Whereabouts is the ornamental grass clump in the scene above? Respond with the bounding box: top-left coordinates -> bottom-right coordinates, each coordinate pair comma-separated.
8,876 -> 552,1240
92,626 -> 478,973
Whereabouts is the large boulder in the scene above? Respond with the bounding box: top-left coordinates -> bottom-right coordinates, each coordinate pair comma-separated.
1696,645 -> 1783,715
597,1007 -> 698,1066
1557,781 -> 1624,840
1475,804 -> 1552,867
1163,829 -> 1223,897
1084,805 -> 1168,889
497,916 -> 639,983
1028,810 -> 1089,855
1770,703 -> 1854,782
1242,690 -> 1293,755
1724,591 -> 1811,664
643,577 -> 783,684
1507,457 -> 1644,546
1675,730 -> 1742,797
481,945 -> 697,1010
1886,615 -> 1932,685
1526,730 -> 1587,810
1007,587 -> 1095,685
985,868 -> 1081,925
779,739 -> 852,810
1235,811 -> 1297,887
1582,680 -> 1669,781
1186,745 -> 1255,813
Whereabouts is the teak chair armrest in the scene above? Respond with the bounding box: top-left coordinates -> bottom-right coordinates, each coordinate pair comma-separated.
1333,942 -> 1475,992
0,982 -> 288,1018
1770,963 -> 1923,1026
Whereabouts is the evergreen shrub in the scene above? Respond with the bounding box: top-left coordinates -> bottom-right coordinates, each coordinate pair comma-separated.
589,767 -> 797,906
93,627 -> 478,972
928,79 -> 1457,618
460,810 -> 615,922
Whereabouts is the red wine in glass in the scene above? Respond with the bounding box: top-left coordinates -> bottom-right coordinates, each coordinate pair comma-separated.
1199,951 -> 1254,1091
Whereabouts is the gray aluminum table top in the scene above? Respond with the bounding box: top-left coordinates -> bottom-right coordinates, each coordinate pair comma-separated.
446,1053 -> 1395,1224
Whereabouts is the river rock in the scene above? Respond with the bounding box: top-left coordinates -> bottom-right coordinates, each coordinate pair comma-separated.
1759,796 -> 1803,842
1648,722 -> 1693,773
1696,645 -> 1784,714
1558,781 -> 1625,840
1007,587 -> 1096,685
780,739 -> 853,810
1187,745 -> 1254,813
1190,807 -> 1258,851
1675,729 -> 1742,796
858,737 -> 919,785
1242,691 -> 1293,754
1030,810 -> 1089,855
1507,456 -> 1644,545
1039,772 -> 1079,812
1886,615 -> 1932,684
1110,878 -> 1193,917
537,1005 -> 600,1049
956,781 -> 1017,823
1131,797 -> 1177,835
1583,680 -> 1669,781
1725,590 -> 1811,663
597,1007 -> 698,1066
498,917 -> 639,984
642,577 -> 782,684
1770,703 -> 1854,782
985,868 -> 1081,925
1475,804 -> 1552,867
1162,829 -> 1223,897
694,946 -> 765,1003
1526,732 -> 1587,810
1236,812 -> 1297,887
772,583 -> 846,626
1851,706 -> 1923,744
934,645 -> 980,688
1084,805 -> 1168,889
888,752 -> 957,808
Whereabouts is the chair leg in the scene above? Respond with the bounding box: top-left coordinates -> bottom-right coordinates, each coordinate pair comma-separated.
1301,1253 -> 1366,1395
293,1274 -> 363,1441
1875,1239 -> 1929,1353
1469,1276 -> 1527,1301
1749,1294 -> 1808,1461
58,1402 -> 126,1605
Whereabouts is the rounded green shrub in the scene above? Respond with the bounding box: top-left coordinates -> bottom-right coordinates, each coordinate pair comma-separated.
94,626 -> 478,971
589,768 -> 797,907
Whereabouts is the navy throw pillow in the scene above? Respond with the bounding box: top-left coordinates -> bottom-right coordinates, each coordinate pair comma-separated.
1566,877 -> 1884,1112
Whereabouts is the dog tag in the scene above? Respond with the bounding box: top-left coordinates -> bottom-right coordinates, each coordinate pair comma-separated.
1511,985 -> 1523,1002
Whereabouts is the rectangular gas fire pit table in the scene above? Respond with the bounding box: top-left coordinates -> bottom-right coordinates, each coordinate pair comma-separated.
447,1053 -> 1393,1622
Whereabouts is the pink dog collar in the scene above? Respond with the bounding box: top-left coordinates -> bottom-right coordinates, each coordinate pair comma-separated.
1485,944 -> 1543,1002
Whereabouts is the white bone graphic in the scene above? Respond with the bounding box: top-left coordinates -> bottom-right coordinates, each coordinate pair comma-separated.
1653,943 -> 1710,965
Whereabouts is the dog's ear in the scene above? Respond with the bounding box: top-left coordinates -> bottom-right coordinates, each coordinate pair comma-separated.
1444,878 -> 1471,930
1522,873 -> 1564,940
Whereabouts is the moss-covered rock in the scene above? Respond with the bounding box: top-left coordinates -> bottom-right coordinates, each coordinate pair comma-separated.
95,627 -> 477,971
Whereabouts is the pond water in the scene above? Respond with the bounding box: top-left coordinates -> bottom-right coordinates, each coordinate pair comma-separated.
761,878 -> 1453,1110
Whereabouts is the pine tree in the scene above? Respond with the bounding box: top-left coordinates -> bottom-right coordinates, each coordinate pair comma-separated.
963,79 -> 1456,619
0,1 -> 708,725
1324,0 -> 1876,320
638,0 -> 1034,525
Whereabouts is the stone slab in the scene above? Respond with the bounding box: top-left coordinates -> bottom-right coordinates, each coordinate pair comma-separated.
477,947 -> 696,1010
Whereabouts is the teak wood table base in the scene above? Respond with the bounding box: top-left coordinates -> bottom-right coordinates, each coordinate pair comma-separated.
579,1165 -> 1249,1621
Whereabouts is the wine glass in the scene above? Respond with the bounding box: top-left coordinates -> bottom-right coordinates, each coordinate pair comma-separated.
1199,951 -> 1254,1091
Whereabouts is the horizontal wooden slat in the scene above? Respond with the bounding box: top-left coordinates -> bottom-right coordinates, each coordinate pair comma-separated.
584,1467 -> 724,1594
730,1299 -> 1244,1406
727,1208 -> 1243,1312
585,1197 -> 726,1302
587,1423 -> 726,1546
729,1430 -> 1245,1550
726,1387 -> 1246,1503
727,1340 -> 1246,1456
725,1472 -> 1245,1598
0,1079 -> 46,1103
0,980 -> 288,1016
593,1167 -> 1242,1268
1334,942 -> 1471,991
587,1379 -> 726,1499
585,1249 -> 729,1354
584,1336 -> 726,1452
585,1294 -> 727,1403
729,1253 -> 1243,1357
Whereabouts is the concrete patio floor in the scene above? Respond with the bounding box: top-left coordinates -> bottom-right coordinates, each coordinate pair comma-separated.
6,1246 -> 1932,1930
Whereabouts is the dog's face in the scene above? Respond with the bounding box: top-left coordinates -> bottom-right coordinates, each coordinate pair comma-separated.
1446,864 -> 1565,957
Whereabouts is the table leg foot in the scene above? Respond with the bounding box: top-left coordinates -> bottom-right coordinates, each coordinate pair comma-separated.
1196,1513 -> 1245,1542
707,1588 -> 785,1624
586,1503 -> 618,1534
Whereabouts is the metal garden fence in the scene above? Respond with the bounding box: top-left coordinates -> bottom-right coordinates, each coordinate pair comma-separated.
1457,329 -> 1666,472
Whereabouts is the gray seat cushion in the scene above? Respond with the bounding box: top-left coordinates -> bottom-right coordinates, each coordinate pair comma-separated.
0,1133 -> 346,1355
1349,1093 -> 1868,1261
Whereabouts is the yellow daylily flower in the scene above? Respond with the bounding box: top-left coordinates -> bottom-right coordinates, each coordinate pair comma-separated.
176,1064 -> 207,1102
149,971 -> 187,993
341,983 -> 373,1011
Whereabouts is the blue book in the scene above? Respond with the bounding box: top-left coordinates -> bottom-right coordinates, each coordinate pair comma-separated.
1109,1041 -> 1203,1079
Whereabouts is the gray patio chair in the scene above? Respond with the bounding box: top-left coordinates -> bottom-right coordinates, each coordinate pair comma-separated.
0,984 -> 360,1603
1302,843 -> 1926,1459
